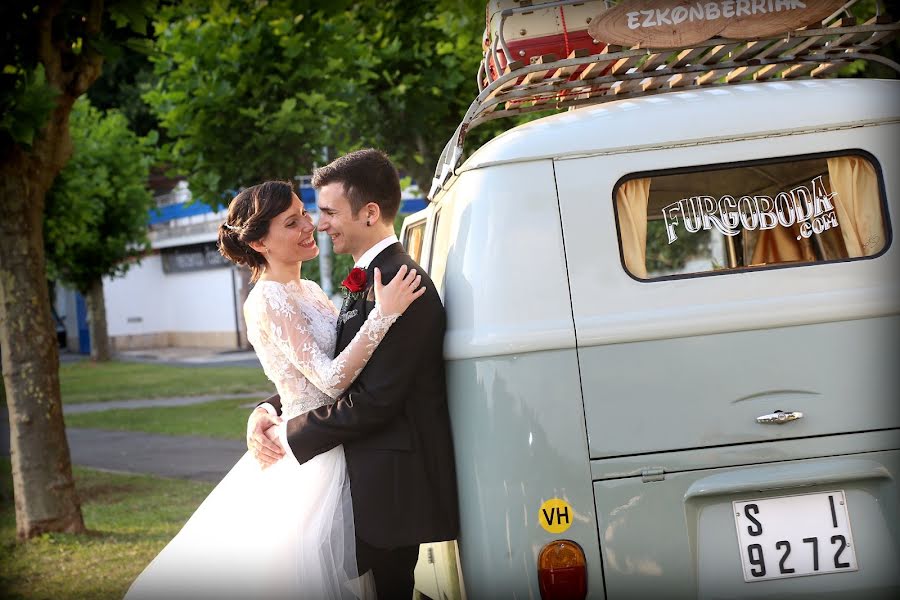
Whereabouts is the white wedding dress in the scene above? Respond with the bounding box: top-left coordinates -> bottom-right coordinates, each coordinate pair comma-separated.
125,278 -> 397,600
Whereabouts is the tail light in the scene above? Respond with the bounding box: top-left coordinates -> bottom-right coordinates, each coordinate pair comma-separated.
538,539 -> 587,600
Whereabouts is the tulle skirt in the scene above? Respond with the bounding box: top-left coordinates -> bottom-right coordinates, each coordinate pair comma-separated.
124,444 -> 374,600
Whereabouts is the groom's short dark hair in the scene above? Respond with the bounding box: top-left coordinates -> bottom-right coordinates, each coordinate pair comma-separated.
312,148 -> 401,221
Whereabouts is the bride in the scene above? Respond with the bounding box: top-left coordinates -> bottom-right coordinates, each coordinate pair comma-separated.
124,180 -> 424,600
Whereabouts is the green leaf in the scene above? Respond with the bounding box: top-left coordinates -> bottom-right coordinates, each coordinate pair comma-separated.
0,64 -> 60,147
86,36 -> 124,61
108,0 -> 151,35
280,97 -> 297,113
44,98 -> 156,290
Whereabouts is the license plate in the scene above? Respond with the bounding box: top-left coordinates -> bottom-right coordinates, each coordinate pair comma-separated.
733,490 -> 858,582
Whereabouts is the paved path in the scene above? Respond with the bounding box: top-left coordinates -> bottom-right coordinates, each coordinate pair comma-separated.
114,348 -> 263,369
59,348 -> 263,369
0,350 -> 266,481
63,428 -> 246,482
2,395 -> 257,482
62,392 -> 269,414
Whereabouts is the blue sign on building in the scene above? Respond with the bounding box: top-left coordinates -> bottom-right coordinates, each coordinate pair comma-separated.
75,292 -> 90,354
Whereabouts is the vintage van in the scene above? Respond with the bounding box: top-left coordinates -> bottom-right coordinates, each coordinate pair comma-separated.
403,2 -> 899,599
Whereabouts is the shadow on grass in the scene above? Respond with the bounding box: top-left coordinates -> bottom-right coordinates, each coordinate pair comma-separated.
1,459 -> 213,600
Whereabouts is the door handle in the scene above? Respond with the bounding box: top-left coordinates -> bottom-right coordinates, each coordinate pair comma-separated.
756,410 -> 803,425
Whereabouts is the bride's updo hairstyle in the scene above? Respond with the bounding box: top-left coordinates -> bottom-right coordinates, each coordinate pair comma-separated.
218,180 -> 294,282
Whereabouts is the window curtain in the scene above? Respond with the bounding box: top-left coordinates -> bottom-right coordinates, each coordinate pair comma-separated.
750,224 -> 815,265
827,156 -> 884,258
616,178 -> 651,278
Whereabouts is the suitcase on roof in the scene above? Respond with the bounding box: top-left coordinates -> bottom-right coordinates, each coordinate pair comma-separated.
481,0 -> 611,89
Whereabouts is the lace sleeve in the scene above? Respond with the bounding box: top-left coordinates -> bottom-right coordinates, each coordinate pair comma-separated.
257,284 -> 399,399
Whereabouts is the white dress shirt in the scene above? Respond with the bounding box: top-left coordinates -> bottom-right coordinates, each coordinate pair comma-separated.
353,234 -> 399,269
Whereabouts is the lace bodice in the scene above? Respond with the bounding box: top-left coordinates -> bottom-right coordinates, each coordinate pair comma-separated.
244,279 -> 398,419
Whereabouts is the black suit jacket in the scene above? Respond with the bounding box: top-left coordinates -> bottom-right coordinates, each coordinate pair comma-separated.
263,243 -> 459,549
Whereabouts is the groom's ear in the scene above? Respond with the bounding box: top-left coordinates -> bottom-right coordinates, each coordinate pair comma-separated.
364,202 -> 381,225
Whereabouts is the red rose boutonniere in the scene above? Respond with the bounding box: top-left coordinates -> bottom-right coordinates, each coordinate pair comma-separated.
341,267 -> 368,301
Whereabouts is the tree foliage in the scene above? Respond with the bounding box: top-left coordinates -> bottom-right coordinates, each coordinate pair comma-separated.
144,0 -> 359,204
144,0 -> 489,202
337,0 -> 488,189
44,98 -> 155,293
841,0 -> 899,78
87,40 -> 160,137
1,0 -> 158,150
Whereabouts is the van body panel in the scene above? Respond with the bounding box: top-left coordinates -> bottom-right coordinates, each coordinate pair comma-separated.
431,162 -> 577,360
447,350 -> 604,599
554,125 -> 898,348
426,162 -> 603,597
554,123 -> 899,460
590,429 -> 900,481
594,451 -> 900,599
460,80 -> 900,173
579,316 -> 899,458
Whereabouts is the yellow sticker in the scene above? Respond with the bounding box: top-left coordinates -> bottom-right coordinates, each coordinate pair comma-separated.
539,498 -> 573,534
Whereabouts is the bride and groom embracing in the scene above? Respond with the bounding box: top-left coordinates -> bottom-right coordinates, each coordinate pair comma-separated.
125,149 -> 459,599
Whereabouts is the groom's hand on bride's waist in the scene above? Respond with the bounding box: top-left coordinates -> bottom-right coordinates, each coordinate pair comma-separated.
247,407 -> 285,468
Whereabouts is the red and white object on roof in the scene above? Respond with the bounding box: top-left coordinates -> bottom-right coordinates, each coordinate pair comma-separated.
480,0 -> 611,90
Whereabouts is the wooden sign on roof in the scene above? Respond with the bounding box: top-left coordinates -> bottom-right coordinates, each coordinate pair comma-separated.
588,0 -> 847,49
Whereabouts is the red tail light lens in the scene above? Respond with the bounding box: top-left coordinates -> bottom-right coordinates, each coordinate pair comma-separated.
538,539 -> 587,600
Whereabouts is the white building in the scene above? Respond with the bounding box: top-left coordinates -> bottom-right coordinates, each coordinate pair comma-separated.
101,181 -> 250,351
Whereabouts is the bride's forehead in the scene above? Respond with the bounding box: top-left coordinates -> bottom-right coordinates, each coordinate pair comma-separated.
275,200 -> 305,221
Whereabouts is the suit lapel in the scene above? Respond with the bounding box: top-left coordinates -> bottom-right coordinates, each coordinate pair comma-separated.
334,243 -> 405,355
334,296 -> 351,357
361,243 -> 405,323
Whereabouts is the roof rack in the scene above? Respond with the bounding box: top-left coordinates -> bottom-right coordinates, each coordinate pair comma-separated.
428,4 -> 899,200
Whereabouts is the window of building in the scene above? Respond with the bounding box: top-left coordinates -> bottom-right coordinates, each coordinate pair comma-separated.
614,153 -> 888,280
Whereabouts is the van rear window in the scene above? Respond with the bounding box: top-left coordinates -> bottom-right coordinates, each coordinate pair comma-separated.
614,153 -> 888,279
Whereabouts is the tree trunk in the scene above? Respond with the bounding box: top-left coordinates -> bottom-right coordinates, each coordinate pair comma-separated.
86,278 -> 110,362
0,0 -> 105,540
0,146 -> 86,539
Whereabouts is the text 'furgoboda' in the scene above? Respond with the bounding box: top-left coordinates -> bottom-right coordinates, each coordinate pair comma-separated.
662,175 -> 838,244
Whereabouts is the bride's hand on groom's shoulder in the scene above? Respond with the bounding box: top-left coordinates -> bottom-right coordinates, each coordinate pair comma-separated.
247,407 -> 285,468
373,265 -> 425,316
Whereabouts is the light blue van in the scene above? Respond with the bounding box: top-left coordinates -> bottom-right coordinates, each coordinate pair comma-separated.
406,6 -> 899,599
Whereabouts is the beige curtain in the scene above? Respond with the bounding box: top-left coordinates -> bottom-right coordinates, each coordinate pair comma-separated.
750,224 -> 814,265
827,156 -> 884,258
617,178 -> 651,278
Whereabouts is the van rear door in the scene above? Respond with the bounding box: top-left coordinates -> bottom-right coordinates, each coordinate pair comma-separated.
555,124 -> 900,597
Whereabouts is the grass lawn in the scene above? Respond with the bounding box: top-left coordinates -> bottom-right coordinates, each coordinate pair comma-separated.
0,459 -> 213,600
59,360 -> 272,404
64,398 -> 252,440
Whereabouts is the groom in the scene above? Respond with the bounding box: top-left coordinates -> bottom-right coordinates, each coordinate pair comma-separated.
247,149 -> 459,598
